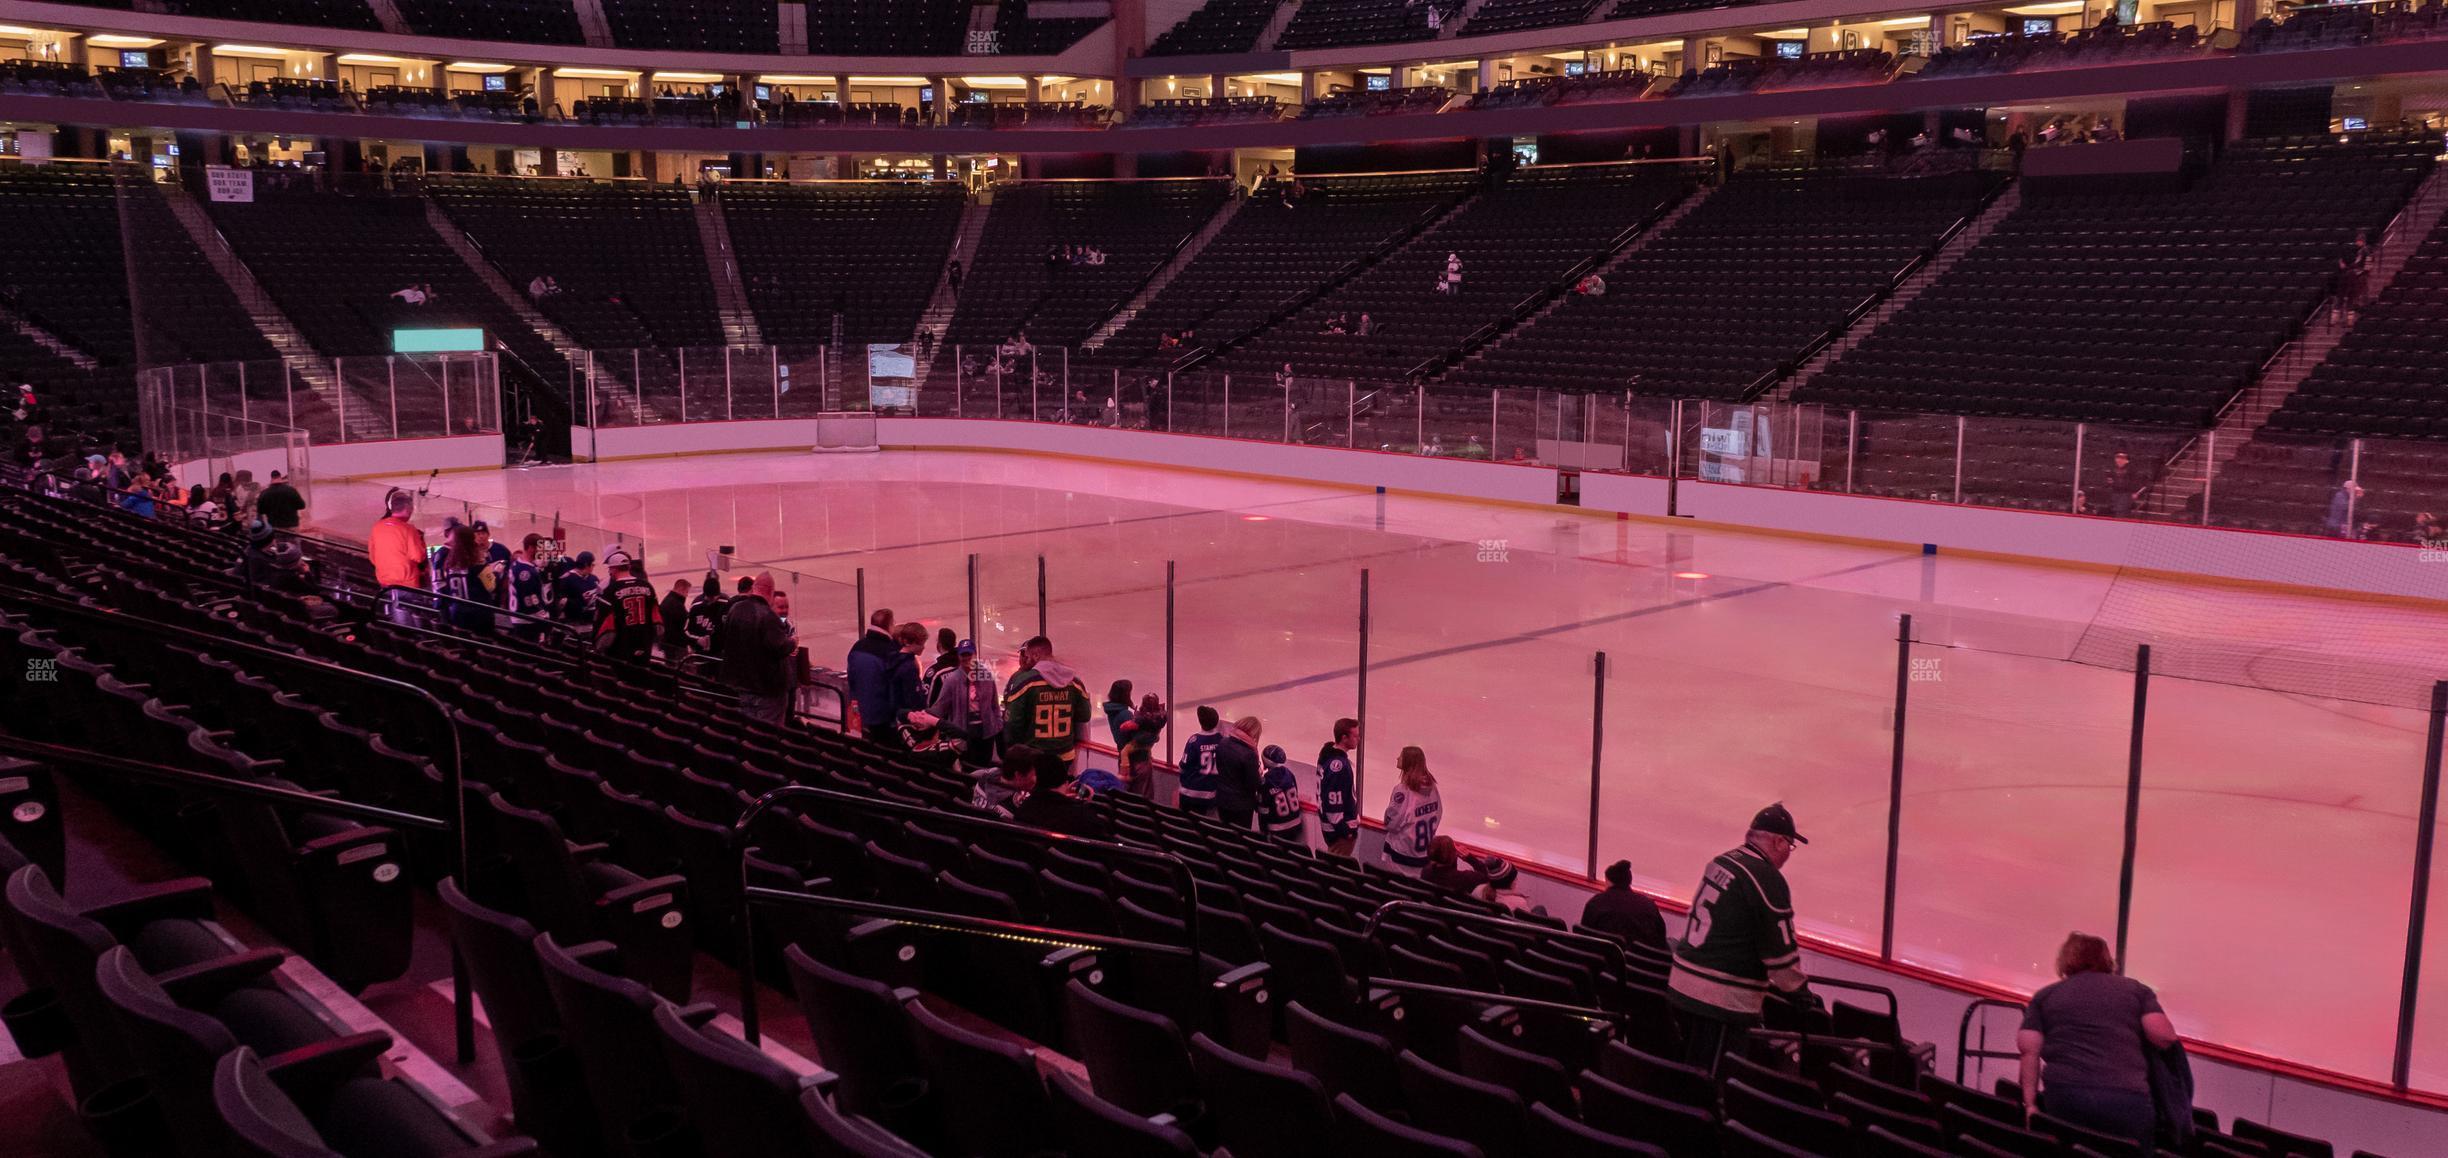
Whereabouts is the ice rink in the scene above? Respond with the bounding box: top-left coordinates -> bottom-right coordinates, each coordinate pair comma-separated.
313,449 -> 2448,1090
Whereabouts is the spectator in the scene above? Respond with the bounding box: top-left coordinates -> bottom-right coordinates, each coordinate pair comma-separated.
717,573 -> 795,724
119,474 -> 157,518
2326,478 -> 2365,539
1003,634 -> 1091,769
2018,933 -> 2181,1152
1177,705 -> 1223,817
506,534 -> 549,626
946,258 -> 963,295
844,607 -> 904,737
876,621 -> 932,747
1668,802 -> 1811,1069
256,471 -> 305,530
554,551 -> 602,623
368,491 -> 428,622
659,578 -> 692,659
473,520 -> 511,571
927,638 -> 1005,766
229,469 -> 262,527
920,626 -> 961,704
1316,718 -> 1361,856
1380,746 -> 1441,876
1422,836 -> 1489,894
239,519 -> 311,595
1012,746 -> 1112,840
1103,680 -> 1166,796
1258,745 -> 1304,843
684,572 -> 728,654
970,746 -> 1033,819
1583,859 -> 1668,953
2103,452 -> 2137,518
1214,715 -> 1265,830
594,551 -> 660,661
436,522 -> 499,632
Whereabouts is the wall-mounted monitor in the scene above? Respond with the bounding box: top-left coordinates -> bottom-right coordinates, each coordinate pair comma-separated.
482,74 -> 508,92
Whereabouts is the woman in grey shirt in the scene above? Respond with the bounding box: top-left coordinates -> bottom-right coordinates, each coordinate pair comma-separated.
2018,933 -> 2180,1150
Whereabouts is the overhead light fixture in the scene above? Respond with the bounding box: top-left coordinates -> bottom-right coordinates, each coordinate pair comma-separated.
0,25 -> 48,38
1759,27 -> 1811,39
446,61 -> 516,73
2002,1 -> 2086,12
652,70 -> 724,82
88,34 -> 165,47
846,75 -> 929,85
757,74 -> 834,84
212,44 -> 293,57
1877,15 -> 1934,26
336,52 -> 413,65
552,67 -> 638,79
1244,71 -> 1303,85
959,75 -> 1030,88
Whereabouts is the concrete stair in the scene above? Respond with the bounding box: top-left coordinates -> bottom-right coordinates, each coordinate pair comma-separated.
2141,164 -> 2448,517
0,302 -> 95,370
361,0 -> 411,34
153,181 -> 376,439
1769,180 -> 2021,404
421,199 -> 641,425
1254,0 -> 1305,52
1441,0 -> 1494,38
1083,193 -> 1247,350
1443,182 -> 1718,379
692,192 -> 763,346
570,0 -> 617,47
916,195 -> 993,345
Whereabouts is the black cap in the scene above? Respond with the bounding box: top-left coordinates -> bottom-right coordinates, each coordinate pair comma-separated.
1750,802 -> 1807,845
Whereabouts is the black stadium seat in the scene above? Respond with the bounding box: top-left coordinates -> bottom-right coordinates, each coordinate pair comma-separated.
1189,1030 -> 1337,1158
1044,1070 -> 1201,1158
905,999 -> 1054,1158
1334,1090 -> 1488,1157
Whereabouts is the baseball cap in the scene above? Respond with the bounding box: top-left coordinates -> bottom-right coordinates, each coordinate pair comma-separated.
470,520 -> 490,533
954,638 -> 976,654
1262,744 -> 1286,765
1750,802 -> 1807,845
602,548 -> 632,568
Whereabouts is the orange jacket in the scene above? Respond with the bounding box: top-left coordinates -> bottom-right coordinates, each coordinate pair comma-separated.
368,516 -> 428,590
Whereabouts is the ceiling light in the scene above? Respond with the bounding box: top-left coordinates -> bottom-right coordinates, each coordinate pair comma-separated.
652,71 -> 724,82
959,75 -> 1030,88
847,75 -> 930,85
552,67 -> 638,79
88,34 -> 165,47
336,53 -> 413,65
212,44 -> 294,57
446,61 -> 516,73
756,74 -> 834,84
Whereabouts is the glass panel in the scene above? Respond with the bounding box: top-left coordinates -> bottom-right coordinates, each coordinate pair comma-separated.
1596,565 -> 1896,954
2205,430 -> 2359,538
2412,713 -> 2448,1092
1893,631 -> 2128,994
1353,380 -> 1416,454
1418,386 -> 1491,459
680,346 -> 728,422
2125,674 -> 2428,1082
1292,378 -> 1352,447
1847,411 -> 1960,502
633,349 -> 683,425
1369,537 -> 1595,876
777,345 -> 826,418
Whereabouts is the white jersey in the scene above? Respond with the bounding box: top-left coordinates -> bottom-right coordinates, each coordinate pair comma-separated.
1380,782 -> 1441,868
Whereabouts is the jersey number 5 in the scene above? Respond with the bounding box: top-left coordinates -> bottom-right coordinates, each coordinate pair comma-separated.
1686,882 -> 1722,947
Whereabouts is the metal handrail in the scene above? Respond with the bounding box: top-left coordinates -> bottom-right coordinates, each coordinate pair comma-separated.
727,782 -> 1201,1043
378,583 -> 584,640
0,734 -> 447,833
0,584 -> 478,1061
1362,898 -> 1631,983
1956,996 -> 2029,1085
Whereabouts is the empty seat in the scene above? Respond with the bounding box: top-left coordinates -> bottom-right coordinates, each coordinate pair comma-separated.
1399,1049 -> 1534,1158
1188,1030 -> 1336,1158
1062,979 -> 1201,1122
1333,1091 -> 1488,1157
1044,1070 -> 1200,1158
212,1045 -> 536,1158
905,999 -> 1052,1158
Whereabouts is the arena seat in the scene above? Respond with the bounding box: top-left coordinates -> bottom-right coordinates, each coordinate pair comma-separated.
1191,1030 -> 1339,1158
1455,165 -> 2004,400
1045,1069 -> 1201,1157
725,182 -> 967,346
213,1046 -> 539,1157
1334,1090 -> 1487,1157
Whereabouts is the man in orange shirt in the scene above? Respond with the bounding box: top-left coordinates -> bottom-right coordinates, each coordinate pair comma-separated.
367,491 -> 428,624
